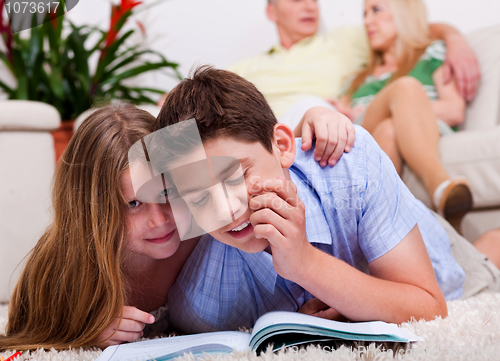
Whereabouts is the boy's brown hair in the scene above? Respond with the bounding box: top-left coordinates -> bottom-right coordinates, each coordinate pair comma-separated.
156,65 -> 277,153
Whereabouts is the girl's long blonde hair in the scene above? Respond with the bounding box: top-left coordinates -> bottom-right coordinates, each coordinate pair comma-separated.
0,104 -> 156,350
346,0 -> 432,97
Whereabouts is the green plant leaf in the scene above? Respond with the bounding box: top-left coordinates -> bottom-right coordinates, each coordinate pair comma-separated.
46,70 -> 64,99
4,0 -> 180,119
88,29 -> 107,56
124,86 -> 166,94
94,29 -> 135,82
15,75 -> 28,99
112,9 -> 134,36
0,52 -> 14,74
100,49 -> 151,80
98,62 -> 173,87
0,79 -> 14,97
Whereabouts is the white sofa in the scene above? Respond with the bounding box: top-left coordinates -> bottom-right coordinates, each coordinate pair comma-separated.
402,24 -> 500,242
0,100 -> 60,303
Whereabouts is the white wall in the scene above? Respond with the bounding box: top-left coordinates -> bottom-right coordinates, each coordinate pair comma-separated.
42,0 -> 500,94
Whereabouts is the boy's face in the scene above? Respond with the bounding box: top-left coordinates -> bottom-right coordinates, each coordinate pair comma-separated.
170,131 -> 294,253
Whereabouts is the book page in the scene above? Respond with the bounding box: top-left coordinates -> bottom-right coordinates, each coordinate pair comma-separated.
96,331 -> 251,361
250,311 -> 423,346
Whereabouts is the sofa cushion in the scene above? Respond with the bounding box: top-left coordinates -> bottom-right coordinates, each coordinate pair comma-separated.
0,100 -> 60,130
0,131 -> 54,302
464,25 -> 500,130
403,126 -> 500,208
462,209 -> 500,243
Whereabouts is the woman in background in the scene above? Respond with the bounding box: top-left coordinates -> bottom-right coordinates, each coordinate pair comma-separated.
332,0 -> 472,231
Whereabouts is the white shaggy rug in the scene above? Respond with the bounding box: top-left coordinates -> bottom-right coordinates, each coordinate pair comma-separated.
1,292 -> 500,361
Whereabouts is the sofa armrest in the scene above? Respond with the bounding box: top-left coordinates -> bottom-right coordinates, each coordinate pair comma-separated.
0,100 -> 60,130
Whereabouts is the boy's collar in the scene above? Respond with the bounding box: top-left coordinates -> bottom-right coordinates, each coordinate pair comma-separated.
288,165 -> 332,246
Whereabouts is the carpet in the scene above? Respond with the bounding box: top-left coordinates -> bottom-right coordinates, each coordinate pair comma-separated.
1,291 -> 500,360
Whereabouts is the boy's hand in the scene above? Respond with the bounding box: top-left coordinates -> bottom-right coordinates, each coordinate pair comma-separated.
96,306 -> 155,348
298,298 -> 347,322
299,106 -> 356,167
248,177 -> 315,282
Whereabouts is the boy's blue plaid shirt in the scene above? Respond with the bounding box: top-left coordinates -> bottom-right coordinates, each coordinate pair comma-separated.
167,126 -> 465,334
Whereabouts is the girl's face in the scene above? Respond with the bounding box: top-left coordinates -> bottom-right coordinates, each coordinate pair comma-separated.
364,0 -> 397,52
120,163 -> 191,262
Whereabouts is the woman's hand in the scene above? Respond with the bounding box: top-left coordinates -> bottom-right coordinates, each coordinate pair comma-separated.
294,106 -> 355,167
328,98 -> 366,123
96,306 -> 155,348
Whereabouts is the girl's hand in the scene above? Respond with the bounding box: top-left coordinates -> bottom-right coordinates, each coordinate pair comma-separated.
296,106 -> 355,167
96,306 -> 155,348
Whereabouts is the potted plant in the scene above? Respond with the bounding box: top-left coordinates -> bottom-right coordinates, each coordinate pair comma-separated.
0,0 -> 181,158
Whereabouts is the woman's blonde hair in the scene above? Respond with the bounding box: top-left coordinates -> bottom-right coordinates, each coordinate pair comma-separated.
0,104 -> 156,350
346,0 -> 432,97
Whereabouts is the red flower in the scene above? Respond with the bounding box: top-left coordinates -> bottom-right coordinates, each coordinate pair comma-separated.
105,0 -> 142,48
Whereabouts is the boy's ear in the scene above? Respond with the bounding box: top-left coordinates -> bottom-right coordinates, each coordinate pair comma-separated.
273,123 -> 296,168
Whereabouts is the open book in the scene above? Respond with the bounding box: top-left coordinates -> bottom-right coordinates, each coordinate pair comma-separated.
97,311 -> 424,361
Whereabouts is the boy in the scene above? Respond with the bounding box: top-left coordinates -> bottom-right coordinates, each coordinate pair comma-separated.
149,67 -> 495,334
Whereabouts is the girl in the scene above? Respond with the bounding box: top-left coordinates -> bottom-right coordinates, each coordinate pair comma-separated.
0,105 -> 200,350
332,0 -> 473,231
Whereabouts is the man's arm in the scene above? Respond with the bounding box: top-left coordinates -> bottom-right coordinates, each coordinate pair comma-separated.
431,66 -> 466,126
429,23 -> 480,102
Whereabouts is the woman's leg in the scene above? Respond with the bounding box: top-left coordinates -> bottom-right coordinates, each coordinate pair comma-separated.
362,76 -> 449,197
371,118 -> 403,174
362,76 -> 472,231
474,228 -> 500,270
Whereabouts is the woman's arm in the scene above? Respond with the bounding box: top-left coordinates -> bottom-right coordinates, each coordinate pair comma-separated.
432,66 -> 466,127
328,96 -> 366,122
429,23 -> 480,102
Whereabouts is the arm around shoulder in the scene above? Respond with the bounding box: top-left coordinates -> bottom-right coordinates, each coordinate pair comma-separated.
431,66 -> 466,127
428,23 -> 480,101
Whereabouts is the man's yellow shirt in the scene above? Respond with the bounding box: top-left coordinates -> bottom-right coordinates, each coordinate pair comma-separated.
229,26 -> 369,119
